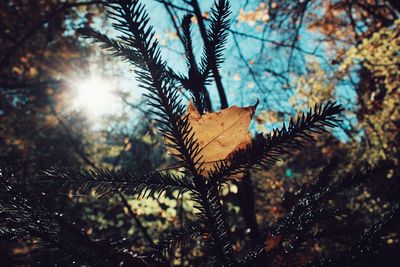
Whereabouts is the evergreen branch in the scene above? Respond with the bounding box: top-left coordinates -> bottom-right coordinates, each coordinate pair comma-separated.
178,14 -> 212,113
200,0 -> 231,84
270,168 -> 368,249
41,168 -> 197,198
183,185 -> 234,265
180,14 -> 204,112
79,1 -> 234,264
306,203 -> 400,267
170,184 -> 234,265
238,165 -> 383,265
0,171 -> 146,266
181,14 -> 197,73
203,185 -> 235,262
78,26 -> 142,64
79,1 -> 205,178
191,0 -> 229,108
111,0 -> 204,177
209,101 -> 344,181
152,222 -> 203,258
0,185 -> 56,242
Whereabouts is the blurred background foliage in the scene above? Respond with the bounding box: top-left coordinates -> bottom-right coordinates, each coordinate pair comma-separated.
0,0 -> 399,265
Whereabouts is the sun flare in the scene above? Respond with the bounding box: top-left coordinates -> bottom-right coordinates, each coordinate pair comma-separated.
73,76 -> 118,116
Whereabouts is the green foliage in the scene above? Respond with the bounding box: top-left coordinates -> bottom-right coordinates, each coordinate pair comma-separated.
341,19 -> 400,166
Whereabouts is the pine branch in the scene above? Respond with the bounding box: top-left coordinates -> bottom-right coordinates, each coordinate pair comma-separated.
191,0 -> 229,108
78,26 -> 142,64
237,163 -> 337,265
181,14 -> 198,73
306,203 -> 400,267
179,184 -> 233,265
204,185 -> 235,262
0,169 -> 147,266
151,222 -> 203,258
78,1 -> 234,264
178,14 -> 212,113
0,168 -> 56,242
199,0 -> 230,86
41,168 -> 197,198
209,101 -> 344,181
238,165 -> 386,265
78,1 -> 204,179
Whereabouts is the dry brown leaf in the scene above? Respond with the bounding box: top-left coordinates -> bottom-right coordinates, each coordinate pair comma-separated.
166,102 -> 257,176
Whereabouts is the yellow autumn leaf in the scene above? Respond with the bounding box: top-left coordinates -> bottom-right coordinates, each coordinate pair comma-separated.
166,102 -> 257,175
